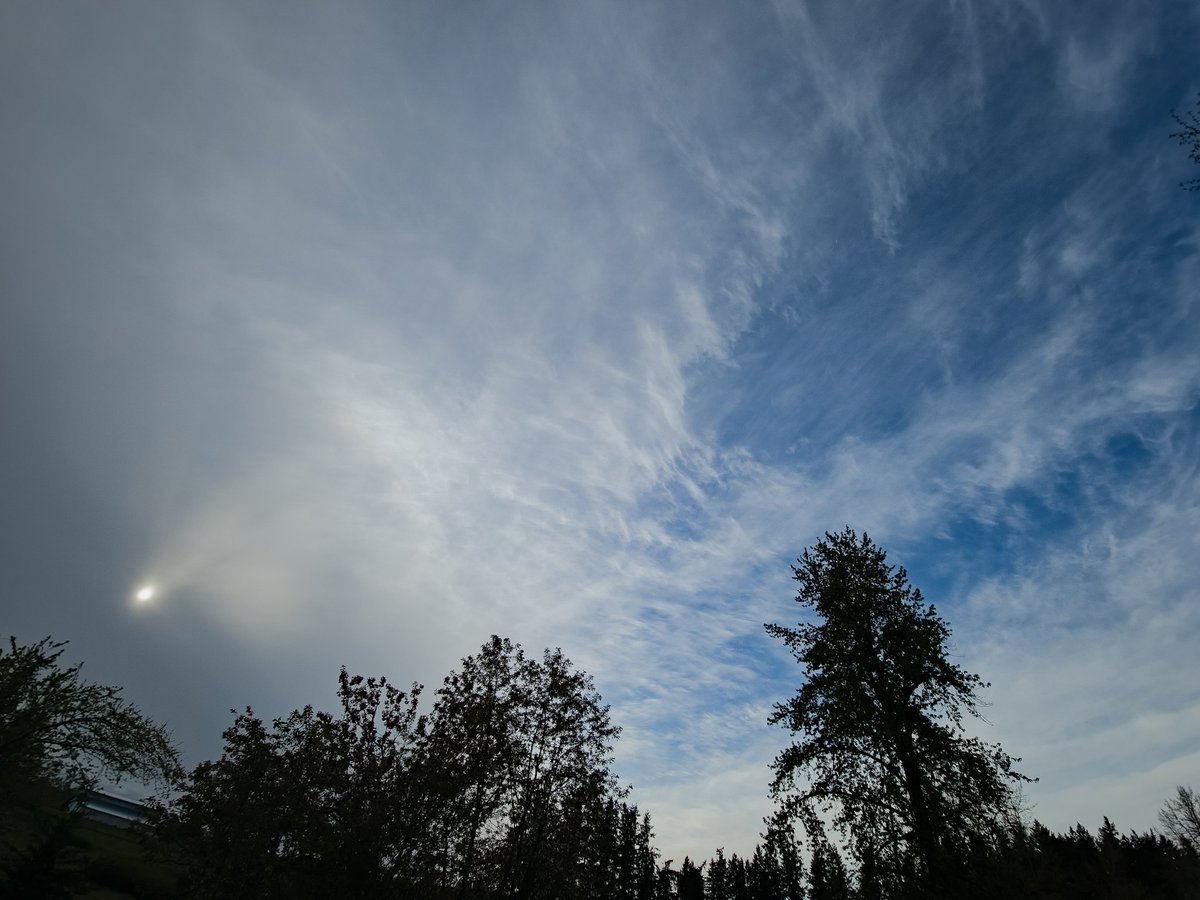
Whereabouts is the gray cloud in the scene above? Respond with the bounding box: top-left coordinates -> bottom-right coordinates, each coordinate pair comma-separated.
2,0 -> 1198,863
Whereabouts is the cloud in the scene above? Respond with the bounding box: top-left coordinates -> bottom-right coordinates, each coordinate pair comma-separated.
961,488 -> 1200,832
1060,19 -> 1151,113
2,0 -> 1198,866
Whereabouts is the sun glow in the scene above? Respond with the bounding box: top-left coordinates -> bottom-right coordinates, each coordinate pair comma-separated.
135,585 -> 156,602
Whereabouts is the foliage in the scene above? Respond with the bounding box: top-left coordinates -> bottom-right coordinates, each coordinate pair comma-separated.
694,836 -> 802,900
418,636 -> 623,898
676,856 -> 704,900
1172,93 -> 1200,190
154,666 -> 436,898
0,636 -> 181,803
962,818 -> 1200,900
0,638 -> 177,900
0,774 -> 180,898
806,841 -> 851,900
156,635 -> 633,899
571,798 -> 657,900
0,811 -> 86,899
764,528 -> 1030,897
688,814 -> 1200,900
1159,785 -> 1200,848
0,637 -> 181,800
18,623 -> 1199,899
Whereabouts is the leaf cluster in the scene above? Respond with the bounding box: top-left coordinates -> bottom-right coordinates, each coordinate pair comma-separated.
0,636 -> 181,801
1171,93 -> 1200,191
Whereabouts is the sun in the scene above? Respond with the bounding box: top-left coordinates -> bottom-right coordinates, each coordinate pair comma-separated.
134,585 -> 156,603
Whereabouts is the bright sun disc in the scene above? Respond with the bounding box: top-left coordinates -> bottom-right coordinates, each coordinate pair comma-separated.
135,586 -> 155,602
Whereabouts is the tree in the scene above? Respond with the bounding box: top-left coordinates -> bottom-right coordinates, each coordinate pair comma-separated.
764,528 -> 1030,898
746,843 -> 781,900
154,709 -> 307,899
977,817 -> 1200,900
655,858 -> 677,900
1159,785 -> 1200,848
636,812 -> 660,899
419,636 -> 623,899
767,829 -> 804,900
726,853 -> 747,899
677,856 -> 705,900
155,670 -> 432,899
707,849 -> 730,900
806,842 -> 851,900
573,796 -> 656,900
0,636 -> 180,803
157,635 -> 626,899
0,636 -> 181,895
1172,94 -> 1200,191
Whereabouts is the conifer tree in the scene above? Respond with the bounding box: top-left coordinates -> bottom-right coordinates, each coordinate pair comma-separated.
765,528 -> 1029,897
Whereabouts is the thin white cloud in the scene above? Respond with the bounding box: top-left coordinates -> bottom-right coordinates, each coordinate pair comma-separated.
3,0 -> 1198,868
1060,22 -> 1152,114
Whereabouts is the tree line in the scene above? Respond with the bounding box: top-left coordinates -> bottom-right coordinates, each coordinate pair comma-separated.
153,636 -> 639,898
3,530 -> 1199,898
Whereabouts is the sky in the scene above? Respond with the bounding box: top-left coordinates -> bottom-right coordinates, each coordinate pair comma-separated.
2,0 -> 1198,864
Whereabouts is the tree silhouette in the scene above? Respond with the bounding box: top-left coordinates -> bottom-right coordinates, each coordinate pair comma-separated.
0,636 -> 180,802
0,636 -> 180,895
765,528 -> 1030,897
806,842 -> 851,900
1172,94 -> 1200,191
677,856 -> 704,900
1159,785 -> 1200,847
419,636 -> 622,898
156,635 -> 628,899
154,671 -> 431,898
707,848 -> 729,900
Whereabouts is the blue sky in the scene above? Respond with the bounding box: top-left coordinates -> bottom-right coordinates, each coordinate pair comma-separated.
2,0 -> 1198,861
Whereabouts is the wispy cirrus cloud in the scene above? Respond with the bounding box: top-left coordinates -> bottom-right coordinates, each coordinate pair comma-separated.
2,0 -> 1198,864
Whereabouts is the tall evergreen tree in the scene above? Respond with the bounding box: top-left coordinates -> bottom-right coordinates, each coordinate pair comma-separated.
637,813 -> 660,900
765,528 -> 1029,898
727,853 -> 748,900
678,856 -> 705,900
806,843 -> 850,900
615,803 -> 642,900
765,830 -> 804,900
707,849 -> 730,900
746,843 -> 780,900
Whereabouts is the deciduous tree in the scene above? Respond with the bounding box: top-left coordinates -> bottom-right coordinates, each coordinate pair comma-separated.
0,636 -> 180,802
155,670 -> 431,899
0,636 -> 180,894
1159,785 -> 1200,848
158,635 -> 626,899
421,636 -> 623,899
